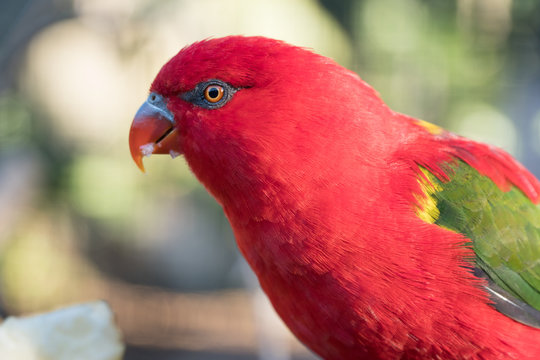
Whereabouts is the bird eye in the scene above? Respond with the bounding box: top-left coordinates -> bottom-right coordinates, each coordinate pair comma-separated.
181,79 -> 237,109
204,85 -> 224,103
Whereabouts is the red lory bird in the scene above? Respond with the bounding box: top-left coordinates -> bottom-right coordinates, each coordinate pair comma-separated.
129,36 -> 540,359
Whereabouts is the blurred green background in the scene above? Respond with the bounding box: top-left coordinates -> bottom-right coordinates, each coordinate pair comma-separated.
0,0 -> 539,359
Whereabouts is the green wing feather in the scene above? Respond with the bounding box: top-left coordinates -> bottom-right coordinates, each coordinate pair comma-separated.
418,160 -> 540,316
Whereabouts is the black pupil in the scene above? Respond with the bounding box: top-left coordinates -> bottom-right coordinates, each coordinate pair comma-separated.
208,87 -> 220,99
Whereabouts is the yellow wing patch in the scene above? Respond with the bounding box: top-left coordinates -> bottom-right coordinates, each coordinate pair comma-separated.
416,119 -> 444,135
415,167 -> 441,224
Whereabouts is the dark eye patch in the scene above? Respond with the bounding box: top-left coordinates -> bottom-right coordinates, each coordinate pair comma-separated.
181,79 -> 237,109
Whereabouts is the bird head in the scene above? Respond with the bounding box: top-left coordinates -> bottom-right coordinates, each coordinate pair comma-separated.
129,36 -> 393,210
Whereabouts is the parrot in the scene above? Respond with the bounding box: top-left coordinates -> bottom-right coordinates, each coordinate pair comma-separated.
128,36 -> 540,359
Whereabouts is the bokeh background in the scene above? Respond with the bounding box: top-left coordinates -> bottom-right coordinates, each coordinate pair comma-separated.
1,0 -> 540,359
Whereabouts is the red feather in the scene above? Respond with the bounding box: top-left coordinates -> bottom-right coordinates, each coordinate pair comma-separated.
144,36 -> 540,359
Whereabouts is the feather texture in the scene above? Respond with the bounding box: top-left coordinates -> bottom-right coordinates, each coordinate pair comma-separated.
133,36 -> 540,359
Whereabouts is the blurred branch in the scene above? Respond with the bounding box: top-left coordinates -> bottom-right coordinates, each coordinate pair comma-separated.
108,285 -> 256,351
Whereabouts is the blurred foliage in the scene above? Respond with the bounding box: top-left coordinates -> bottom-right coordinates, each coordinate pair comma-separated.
0,94 -> 33,148
0,0 -> 540,359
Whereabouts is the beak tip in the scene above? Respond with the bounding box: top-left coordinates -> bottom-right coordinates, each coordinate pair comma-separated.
137,161 -> 146,173
131,152 -> 146,173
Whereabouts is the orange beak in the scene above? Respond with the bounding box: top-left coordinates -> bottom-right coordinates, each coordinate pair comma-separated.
129,93 -> 182,172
